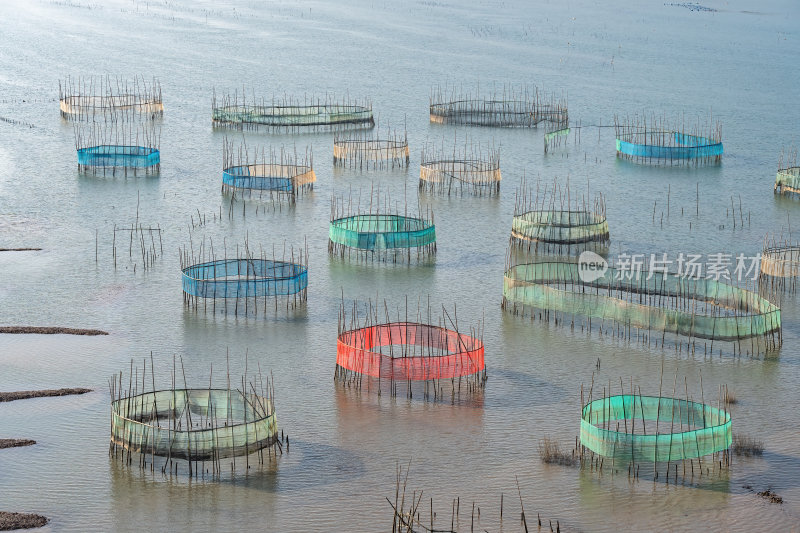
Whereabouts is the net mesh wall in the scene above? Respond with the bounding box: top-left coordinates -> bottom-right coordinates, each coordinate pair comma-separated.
111,389 -> 277,461
77,145 -> 160,169
775,167 -> 800,194
336,322 -> 484,381
419,160 -> 501,187
429,100 -> 567,127
213,104 -> 373,128
329,215 -> 436,251
333,139 -> 409,162
580,395 -> 731,461
616,132 -> 723,161
60,95 -> 164,117
503,262 -> 781,341
222,163 -> 316,192
511,211 -> 609,244
182,258 -> 308,298
761,246 -> 800,277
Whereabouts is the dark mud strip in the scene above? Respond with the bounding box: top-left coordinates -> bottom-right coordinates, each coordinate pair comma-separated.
0,248 -> 42,252
0,388 -> 92,403
0,439 -> 36,450
0,327 -> 107,335
0,512 -> 49,531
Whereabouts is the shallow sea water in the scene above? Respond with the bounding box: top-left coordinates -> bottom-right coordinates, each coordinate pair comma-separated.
1,0 -> 799,531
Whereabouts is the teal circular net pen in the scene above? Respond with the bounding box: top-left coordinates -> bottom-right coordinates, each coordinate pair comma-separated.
580,394 -> 731,462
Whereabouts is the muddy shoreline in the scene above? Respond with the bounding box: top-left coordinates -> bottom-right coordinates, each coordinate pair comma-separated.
0,512 -> 48,531
0,388 -> 91,403
0,327 -> 107,336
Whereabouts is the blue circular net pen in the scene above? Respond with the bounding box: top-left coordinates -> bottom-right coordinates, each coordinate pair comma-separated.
222,163 -> 315,198
579,392 -> 732,480
77,145 -> 160,176
614,116 -> 723,166
212,92 -> 374,132
502,261 -> 781,355
329,213 -> 436,262
181,257 -> 308,314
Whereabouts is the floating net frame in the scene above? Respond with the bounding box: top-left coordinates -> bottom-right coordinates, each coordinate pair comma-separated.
74,118 -> 161,177
419,139 -> 501,196
335,298 -> 486,399
333,127 -> 409,169
614,114 -> 723,166
329,192 -> 436,262
511,178 -> 608,255
502,260 -> 782,355
109,357 -> 282,478
774,148 -> 799,195
222,138 -> 315,201
578,374 -> 732,481
212,90 -> 374,132
180,239 -> 308,315
59,76 -> 163,120
429,83 -> 567,127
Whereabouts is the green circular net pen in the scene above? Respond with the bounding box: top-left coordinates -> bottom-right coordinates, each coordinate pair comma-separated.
328,214 -> 436,259
775,167 -> 800,195
580,395 -> 731,462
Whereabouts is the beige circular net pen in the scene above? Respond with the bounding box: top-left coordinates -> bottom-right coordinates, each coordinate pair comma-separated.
333,129 -> 409,169
419,141 -> 500,196
110,363 -> 282,478
59,76 -> 163,120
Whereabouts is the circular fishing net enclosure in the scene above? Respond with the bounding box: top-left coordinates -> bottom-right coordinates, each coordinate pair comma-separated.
336,322 -> 485,382
212,93 -> 374,132
222,163 -> 315,194
111,388 -> 278,462
614,116 -> 722,165
511,179 -> 608,253
182,258 -> 308,299
329,215 -> 436,256
511,211 -> 609,245
580,395 -> 731,462
77,145 -> 160,172
333,136 -> 409,169
761,245 -> 800,278
775,167 -> 800,195
59,76 -> 163,119
502,262 -> 781,345
429,85 -> 567,127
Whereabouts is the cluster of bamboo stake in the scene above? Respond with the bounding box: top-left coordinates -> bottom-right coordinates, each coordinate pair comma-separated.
59,76 -> 163,120
577,368 -> 732,484
333,127 -> 409,169
390,464 -> 559,532
222,137 -> 315,201
179,236 -> 308,316
329,187 -> 436,262
335,297 -> 486,401
502,258 -> 782,356
510,177 -> 608,254
419,139 -> 501,196
614,113 -> 722,166
212,89 -> 374,132
108,354 -> 285,479
430,84 -> 567,127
